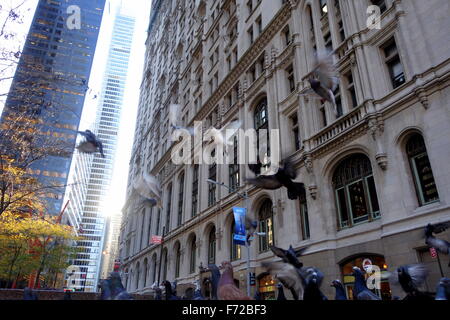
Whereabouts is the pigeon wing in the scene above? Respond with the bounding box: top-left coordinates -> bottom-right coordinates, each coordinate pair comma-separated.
431,222 -> 450,234
245,175 -> 283,189
262,261 -> 304,300
281,158 -> 297,179
406,264 -> 429,288
314,52 -> 339,91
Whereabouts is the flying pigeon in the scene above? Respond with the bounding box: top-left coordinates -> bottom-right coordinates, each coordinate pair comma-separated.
301,51 -> 339,116
218,261 -> 252,300
270,245 -> 308,269
302,267 -> 328,301
124,171 -> 162,211
77,130 -> 105,158
351,267 -> 381,300
389,264 -> 432,300
425,222 -> 450,266
246,158 -> 305,200
435,277 -> 450,300
262,260 -> 304,300
331,279 -> 347,300
169,104 -> 195,135
109,272 -> 133,300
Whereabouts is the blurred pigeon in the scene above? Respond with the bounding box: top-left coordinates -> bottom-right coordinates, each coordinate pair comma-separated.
77,130 -> 105,158
163,280 -> 180,300
301,51 -> 339,116
425,222 -> 450,266
262,261 -> 304,300
208,263 -> 221,300
246,158 -> 305,200
193,280 -> 204,300
435,277 -> 450,300
169,104 -> 195,135
270,245 -> 308,269
302,267 -> 328,301
389,264 -> 432,300
23,287 -> 38,300
124,171 -> 162,211
218,261 -> 252,300
151,281 -> 162,300
109,272 -> 133,300
351,267 -> 381,300
99,279 -> 112,300
276,283 -> 287,300
331,279 -> 347,300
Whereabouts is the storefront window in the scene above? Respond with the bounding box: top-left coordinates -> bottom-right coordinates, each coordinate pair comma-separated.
258,274 -> 276,300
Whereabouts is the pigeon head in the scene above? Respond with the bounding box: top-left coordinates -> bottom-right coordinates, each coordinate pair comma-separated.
331,279 -> 343,287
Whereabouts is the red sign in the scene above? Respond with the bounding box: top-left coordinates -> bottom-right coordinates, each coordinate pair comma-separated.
430,247 -> 437,258
114,260 -> 121,271
151,235 -> 163,244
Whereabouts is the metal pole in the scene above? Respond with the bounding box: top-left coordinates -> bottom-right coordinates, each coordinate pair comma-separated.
157,226 -> 166,284
243,191 -> 252,298
436,250 -> 444,278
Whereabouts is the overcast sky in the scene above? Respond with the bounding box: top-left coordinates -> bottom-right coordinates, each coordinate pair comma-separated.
0,0 -> 153,216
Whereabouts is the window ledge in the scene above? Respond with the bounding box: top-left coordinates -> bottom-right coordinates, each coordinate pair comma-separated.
412,200 -> 443,215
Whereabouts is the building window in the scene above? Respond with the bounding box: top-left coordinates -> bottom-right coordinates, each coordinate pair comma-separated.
345,71 -> 357,108
258,274 -> 276,300
406,134 -> 439,206
155,209 -> 161,235
382,39 -> 405,89
229,136 -> 240,191
165,184 -> 172,231
248,26 -> 254,45
286,64 -> 295,93
175,244 -> 181,278
247,0 -> 253,15
320,0 -> 328,15
258,199 -> 274,252
333,154 -> 381,229
177,173 -> 184,226
151,255 -> 157,283
254,98 -> 270,161
282,25 -> 291,47
320,103 -> 327,128
208,152 -> 217,206
290,113 -> 301,150
371,0 -> 387,14
190,236 -> 197,274
335,1 -> 345,42
231,220 -> 242,261
192,165 -> 199,217
334,84 -> 343,118
208,227 -> 216,264
324,32 -> 333,52
162,249 -> 168,281
135,262 -> 140,289
256,15 -> 262,35
299,190 -> 310,240
307,5 -> 317,54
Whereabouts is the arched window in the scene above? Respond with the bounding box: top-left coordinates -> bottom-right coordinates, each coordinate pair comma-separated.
177,173 -> 185,226
162,248 -> 168,281
208,226 -> 216,264
175,243 -> 181,278
299,191 -> 310,240
151,254 -> 157,283
192,165 -> 199,217
190,235 -> 197,274
165,184 -> 172,231
254,98 -> 270,161
258,199 -> 274,252
135,262 -> 140,290
230,219 -> 241,261
143,258 -> 148,288
406,134 -> 439,206
332,154 -> 380,229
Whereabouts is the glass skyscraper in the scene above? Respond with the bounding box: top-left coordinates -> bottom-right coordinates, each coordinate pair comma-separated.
0,0 -> 106,215
69,10 -> 136,292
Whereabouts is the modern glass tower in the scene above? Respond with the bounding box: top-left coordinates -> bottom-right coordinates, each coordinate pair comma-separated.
69,11 -> 136,292
0,0 -> 106,215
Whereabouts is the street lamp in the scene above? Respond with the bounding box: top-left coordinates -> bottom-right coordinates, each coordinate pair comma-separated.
206,179 -> 264,297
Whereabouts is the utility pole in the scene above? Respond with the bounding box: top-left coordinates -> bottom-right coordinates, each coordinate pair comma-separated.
157,226 -> 166,284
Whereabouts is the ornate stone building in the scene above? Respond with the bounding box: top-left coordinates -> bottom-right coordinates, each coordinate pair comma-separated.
118,0 -> 450,299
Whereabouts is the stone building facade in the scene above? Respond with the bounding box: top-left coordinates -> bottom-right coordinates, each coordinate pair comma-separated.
118,0 -> 450,300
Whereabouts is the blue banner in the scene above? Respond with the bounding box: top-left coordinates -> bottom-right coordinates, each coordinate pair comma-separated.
233,207 -> 247,246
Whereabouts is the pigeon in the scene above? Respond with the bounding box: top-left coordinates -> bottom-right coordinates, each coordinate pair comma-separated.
23,287 -> 38,300
389,264 -> 432,300
331,279 -> 347,300
77,130 -> 105,158
163,280 -> 180,300
169,104 -> 195,135
270,245 -> 308,269
124,171 -> 162,211
435,277 -> 450,300
218,261 -> 252,300
109,272 -> 133,300
425,222 -> 450,266
302,267 -> 328,301
205,120 -> 241,154
193,280 -> 205,300
246,158 -> 305,200
208,263 -> 221,300
99,279 -> 113,300
262,261 -> 304,300
351,267 -> 381,300
276,283 -> 287,300
301,51 -> 339,116
151,281 -> 162,300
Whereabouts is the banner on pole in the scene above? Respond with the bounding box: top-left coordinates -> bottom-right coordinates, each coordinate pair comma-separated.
233,207 -> 247,246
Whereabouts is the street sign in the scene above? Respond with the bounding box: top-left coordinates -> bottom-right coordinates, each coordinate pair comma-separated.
233,207 -> 247,246
151,235 -> 163,244
430,247 -> 437,258
249,272 -> 256,286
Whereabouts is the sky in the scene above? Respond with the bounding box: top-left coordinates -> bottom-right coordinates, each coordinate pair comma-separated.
0,0 -> 153,217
